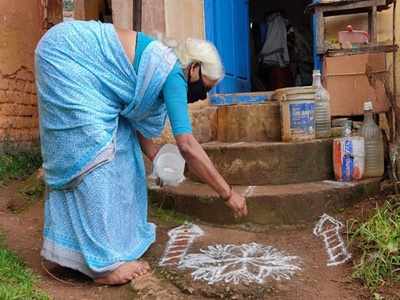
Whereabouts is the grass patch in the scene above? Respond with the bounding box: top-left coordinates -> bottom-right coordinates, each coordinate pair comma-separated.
0,234 -> 49,300
349,197 -> 400,291
0,150 -> 42,185
149,204 -> 191,225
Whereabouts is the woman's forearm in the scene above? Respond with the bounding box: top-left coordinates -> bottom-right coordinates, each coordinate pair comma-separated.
138,132 -> 159,162
176,134 -> 231,199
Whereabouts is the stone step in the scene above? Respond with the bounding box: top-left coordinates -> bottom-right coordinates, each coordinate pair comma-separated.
216,102 -> 281,142
148,178 -> 380,225
189,140 -> 334,185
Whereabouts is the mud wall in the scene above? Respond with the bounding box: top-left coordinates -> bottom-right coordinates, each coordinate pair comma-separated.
0,0 -> 49,149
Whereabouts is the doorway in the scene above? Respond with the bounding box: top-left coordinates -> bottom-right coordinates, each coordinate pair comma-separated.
250,0 -> 314,91
205,0 -> 315,94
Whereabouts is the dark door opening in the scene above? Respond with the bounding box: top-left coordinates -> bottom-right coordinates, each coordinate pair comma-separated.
249,0 -> 314,92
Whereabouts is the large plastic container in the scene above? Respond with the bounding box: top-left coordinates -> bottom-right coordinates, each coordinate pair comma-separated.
333,136 -> 365,182
360,101 -> 384,178
313,70 -> 331,138
338,25 -> 369,46
277,87 -> 316,142
152,144 -> 186,186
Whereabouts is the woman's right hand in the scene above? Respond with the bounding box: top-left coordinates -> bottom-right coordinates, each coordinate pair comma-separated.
175,134 -> 248,219
224,191 -> 248,219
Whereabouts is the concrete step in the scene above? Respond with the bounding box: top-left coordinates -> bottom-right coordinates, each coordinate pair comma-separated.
148,178 -> 380,225
216,102 -> 281,142
189,140 -> 334,185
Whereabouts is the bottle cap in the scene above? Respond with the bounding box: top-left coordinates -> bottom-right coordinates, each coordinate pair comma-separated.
364,101 -> 373,111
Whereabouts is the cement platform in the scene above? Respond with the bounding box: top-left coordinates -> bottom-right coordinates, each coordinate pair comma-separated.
188,140 -> 334,185
148,178 -> 381,225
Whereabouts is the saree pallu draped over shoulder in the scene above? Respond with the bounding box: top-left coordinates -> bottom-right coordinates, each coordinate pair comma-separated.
35,21 -> 177,277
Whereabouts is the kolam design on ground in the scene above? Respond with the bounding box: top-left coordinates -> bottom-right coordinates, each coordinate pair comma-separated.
179,242 -> 302,285
313,214 -> 352,266
159,223 -> 204,267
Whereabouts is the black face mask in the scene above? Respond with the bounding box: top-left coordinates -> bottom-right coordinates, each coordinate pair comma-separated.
187,64 -> 210,103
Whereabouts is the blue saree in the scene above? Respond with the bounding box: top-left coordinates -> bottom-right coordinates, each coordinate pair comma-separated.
35,21 -> 177,277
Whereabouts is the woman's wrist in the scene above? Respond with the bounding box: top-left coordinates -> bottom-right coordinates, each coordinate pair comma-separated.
220,185 -> 233,202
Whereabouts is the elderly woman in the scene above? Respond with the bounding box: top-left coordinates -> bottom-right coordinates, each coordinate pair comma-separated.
35,20 -> 247,285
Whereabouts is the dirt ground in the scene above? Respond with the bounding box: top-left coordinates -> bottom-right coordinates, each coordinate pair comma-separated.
0,179 -> 399,300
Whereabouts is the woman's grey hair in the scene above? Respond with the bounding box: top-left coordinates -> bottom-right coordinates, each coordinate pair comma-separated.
158,34 -> 224,81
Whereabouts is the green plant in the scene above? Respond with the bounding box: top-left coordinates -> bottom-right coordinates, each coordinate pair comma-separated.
0,150 -> 42,184
149,204 -> 191,225
349,198 -> 400,290
63,0 -> 74,11
0,234 -> 49,300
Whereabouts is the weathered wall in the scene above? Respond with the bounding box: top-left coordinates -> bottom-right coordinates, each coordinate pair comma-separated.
74,0 -> 103,20
74,0 -> 86,20
141,0 -> 204,39
0,0 -> 48,149
164,0 -> 204,40
111,0 -> 133,29
142,0 -> 166,35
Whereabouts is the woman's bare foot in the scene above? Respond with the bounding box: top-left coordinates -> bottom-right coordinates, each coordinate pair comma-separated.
95,261 -> 151,285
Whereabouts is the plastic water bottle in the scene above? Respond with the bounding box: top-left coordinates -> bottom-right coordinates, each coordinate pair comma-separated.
313,70 -> 331,138
360,101 -> 384,178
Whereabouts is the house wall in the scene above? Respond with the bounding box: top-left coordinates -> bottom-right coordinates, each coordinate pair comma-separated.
111,0 -> 133,29
164,0 -> 204,40
74,0 -> 103,21
142,0 -> 166,35
0,0 -> 57,149
141,0 -> 204,39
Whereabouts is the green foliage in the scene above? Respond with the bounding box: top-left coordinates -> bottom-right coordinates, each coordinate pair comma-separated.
349,198 -> 400,290
63,0 -> 74,11
150,204 -> 191,225
0,150 -> 42,185
0,235 -> 49,300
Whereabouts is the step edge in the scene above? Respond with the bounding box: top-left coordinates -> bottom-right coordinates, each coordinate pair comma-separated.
148,178 -> 381,198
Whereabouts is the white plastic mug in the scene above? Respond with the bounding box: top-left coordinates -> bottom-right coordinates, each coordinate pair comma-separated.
152,144 -> 185,187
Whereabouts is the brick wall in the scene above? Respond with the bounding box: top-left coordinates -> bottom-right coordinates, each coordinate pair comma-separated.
0,67 -> 39,147
0,0 -> 62,150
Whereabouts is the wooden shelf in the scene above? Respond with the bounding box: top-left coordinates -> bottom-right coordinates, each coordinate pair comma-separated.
310,0 -> 393,54
326,44 -> 398,56
308,0 -> 392,11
